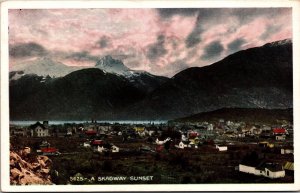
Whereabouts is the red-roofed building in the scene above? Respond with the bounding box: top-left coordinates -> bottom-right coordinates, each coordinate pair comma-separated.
41,147 -> 57,153
156,145 -> 164,152
85,130 -> 97,135
188,131 -> 199,139
40,147 -> 60,155
273,128 -> 287,135
91,140 -> 103,146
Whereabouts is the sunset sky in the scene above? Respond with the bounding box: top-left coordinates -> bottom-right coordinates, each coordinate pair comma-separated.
9,8 -> 292,77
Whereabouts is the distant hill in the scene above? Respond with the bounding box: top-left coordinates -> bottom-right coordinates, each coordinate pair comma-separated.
173,108 -> 293,125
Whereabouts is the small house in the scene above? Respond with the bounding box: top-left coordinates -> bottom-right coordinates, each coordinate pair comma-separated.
96,146 -> 108,153
83,141 -> 91,148
11,128 -> 27,136
276,135 -> 286,141
155,137 -> 171,145
239,161 -> 285,179
281,148 -> 293,155
175,141 -> 189,149
111,145 -> 119,153
216,144 -> 228,151
181,134 -> 188,142
207,124 -> 214,131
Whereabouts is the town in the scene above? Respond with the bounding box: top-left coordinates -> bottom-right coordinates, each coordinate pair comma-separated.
10,118 -> 294,184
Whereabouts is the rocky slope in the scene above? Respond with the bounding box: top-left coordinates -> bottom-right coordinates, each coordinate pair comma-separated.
10,147 -> 52,185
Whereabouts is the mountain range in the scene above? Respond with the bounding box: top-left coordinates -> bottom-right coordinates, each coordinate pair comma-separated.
9,39 -> 293,120
10,57 -> 85,78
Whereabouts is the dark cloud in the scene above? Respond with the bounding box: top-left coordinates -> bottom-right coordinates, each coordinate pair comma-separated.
66,51 -> 98,62
260,25 -> 282,40
158,9 -> 220,49
157,8 -> 223,20
96,36 -> 111,49
185,14 -> 203,48
227,38 -> 246,53
158,8 -> 290,27
157,8 -> 199,18
232,8 -> 288,24
184,9 -> 226,48
9,42 -> 47,58
146,35 -> 167,61
165,8 -> 290,50
201,41 -> 224,60
185,27 -> 203,48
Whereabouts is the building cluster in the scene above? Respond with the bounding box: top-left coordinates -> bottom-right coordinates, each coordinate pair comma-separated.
10,118 -> 294,180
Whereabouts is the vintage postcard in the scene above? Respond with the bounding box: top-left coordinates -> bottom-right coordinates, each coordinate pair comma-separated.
1,0 -> 300,192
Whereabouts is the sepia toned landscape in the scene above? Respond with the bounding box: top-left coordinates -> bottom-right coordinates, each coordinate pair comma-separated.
8,8 -> 293,185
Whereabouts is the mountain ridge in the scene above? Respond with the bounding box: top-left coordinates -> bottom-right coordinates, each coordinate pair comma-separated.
121,39 -> 293,119
9,39 -> 293,120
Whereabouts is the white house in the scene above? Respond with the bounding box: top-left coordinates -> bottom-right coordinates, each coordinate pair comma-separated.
96,146 -> 108,153
148,130 -> 155,136
29,122 -> 49,137
239,162 -> 285,179
175,141 -> 198,149
155,137 -> 171,145
216,145 -> 228,151
181,134 -> 188,142
276,135 -> 286,141
111,145 -> 119,153
175,141 -> 187,149
83,142 -> 91,148
281,148 -> 293,155
207,124 -> 214,131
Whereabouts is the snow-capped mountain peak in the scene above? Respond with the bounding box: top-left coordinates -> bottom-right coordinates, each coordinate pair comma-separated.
10,57 -> 85,79
95,55 -> 131,75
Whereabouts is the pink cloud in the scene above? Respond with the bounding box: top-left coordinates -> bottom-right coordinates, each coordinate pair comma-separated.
9,8 -> 292,77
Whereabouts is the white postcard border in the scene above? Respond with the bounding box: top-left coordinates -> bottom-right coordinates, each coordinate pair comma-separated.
1,0 -> 300,192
